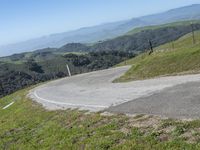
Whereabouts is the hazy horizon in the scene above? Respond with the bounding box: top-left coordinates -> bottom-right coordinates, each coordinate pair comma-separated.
1,0 -> 200,46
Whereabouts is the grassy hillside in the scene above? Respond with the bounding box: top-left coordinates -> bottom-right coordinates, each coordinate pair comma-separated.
91,22 -> 200,53
126,20 -> 200,35
116,30 -> 200,82
1,86 -> 200,149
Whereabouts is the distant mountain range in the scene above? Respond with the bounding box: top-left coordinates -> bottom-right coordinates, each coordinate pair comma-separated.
1,4 -> 200,57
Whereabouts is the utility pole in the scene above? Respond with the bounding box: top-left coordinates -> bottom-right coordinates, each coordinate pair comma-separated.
148,40 -> 153,55
191,22 -> 196,45
66,64 -> 71,77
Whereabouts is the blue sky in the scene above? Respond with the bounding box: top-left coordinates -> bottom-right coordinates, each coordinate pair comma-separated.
0,0 -> 200,45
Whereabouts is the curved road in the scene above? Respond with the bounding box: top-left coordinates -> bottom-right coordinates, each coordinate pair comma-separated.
29,66 -> 200,118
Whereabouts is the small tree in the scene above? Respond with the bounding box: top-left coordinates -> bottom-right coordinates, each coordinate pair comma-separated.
25,59 -> 44,73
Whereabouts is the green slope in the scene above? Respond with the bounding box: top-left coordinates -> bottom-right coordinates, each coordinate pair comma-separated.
126,20 -> 200,35
116,30 -> 200,82
1,86 -> 200,149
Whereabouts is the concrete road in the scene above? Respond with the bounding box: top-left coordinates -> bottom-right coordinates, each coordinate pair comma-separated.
29,66 -> 200,118
107,81 -> 200,119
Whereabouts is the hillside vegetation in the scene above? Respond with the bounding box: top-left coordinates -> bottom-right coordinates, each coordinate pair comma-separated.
2,87 -> 200,149
91,22 -> 200,52
116,30 -> 200,82
0,51 -> 133,98
126,20 -> 200,35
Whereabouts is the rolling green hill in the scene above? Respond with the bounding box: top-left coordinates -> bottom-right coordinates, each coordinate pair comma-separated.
126,20 -> 200,35
116,30 -> 200,82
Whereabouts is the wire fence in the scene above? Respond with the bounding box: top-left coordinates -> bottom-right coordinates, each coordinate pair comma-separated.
146,25 -> 200,55
123,25 -> 200,65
